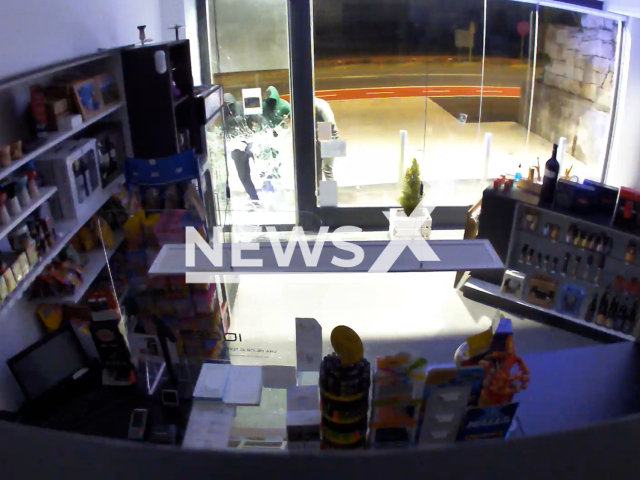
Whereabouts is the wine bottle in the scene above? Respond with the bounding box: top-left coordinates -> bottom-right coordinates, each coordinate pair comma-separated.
596,290 -> 609,326
539,144 -> 560,206
605,296 -> 618,329
613,298 -> 629,332
584,294 -> 598,323
623,300 -> 639,334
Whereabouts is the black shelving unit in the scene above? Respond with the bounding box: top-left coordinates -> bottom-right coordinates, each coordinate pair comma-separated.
121,40 -> 195,159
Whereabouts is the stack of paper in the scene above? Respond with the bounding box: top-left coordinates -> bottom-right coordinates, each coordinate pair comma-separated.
223,365 -> 263,406
193,363 -> 263,406
193,363 -> 230,400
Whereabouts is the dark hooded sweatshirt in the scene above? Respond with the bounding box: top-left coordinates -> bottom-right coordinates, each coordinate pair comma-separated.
262,86 -> 291,127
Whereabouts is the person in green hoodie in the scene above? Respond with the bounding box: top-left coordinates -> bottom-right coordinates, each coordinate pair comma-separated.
262,86 -> 291,128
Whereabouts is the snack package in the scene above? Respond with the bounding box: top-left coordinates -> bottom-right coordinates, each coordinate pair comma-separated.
3,268 -> 17,293
123,210 -> 145,250
36,303 -> 64,332
0,276 -> 8,303
78,225 -> 96,251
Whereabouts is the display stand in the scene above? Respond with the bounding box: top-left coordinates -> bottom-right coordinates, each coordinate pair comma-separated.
124,151 -> 229,397
464,192 -> 640,343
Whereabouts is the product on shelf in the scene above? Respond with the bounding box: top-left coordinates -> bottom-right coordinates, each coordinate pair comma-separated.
501,270 -> 525,299
35,138 -> 101,220
320,326 -> 371,450
521,211 -> 538,231
370,353 -> 426,449
584,293 -> 598,323
613,187 -> 640,234
594,256 -> 606,284
525,274 -> 557,309
596,289 -> 610,326
584,255 -> 594,280
625,241 -> 636,263
557,284 -> 585,316
423,317 -> 528,443
539,144 -> 559,207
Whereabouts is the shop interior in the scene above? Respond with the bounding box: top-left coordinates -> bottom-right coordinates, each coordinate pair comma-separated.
1,0 -> 640,477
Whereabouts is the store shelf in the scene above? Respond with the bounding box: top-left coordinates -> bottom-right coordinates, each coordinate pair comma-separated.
55,174 -> 125,239
0,187 -> 57,242
58,231 -> 124,303
0,175 -> 124,315
0,103 -> 124,182
464,278 -> 635,342
0,50 -> 123,93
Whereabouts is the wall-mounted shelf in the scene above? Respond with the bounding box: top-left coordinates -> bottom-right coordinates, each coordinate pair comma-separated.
0,50 -> 117,93
0,175 -> 124,316
464,278 -> 635,342
0,186 -> 57,242
0,103 -> 124,183
35,231 -> 124,304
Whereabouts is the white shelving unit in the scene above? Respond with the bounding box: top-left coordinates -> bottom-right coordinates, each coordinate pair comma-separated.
0,187 -> 57,242
0,103 -> 123,182
46,231 -> 124,304
0,175 -> 124,315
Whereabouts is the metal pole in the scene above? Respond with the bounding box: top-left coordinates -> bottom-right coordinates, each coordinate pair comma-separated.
399,130 -> 407,183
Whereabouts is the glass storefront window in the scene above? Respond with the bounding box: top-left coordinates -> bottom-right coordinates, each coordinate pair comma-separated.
533,7 -> 621,182
207,0 -> 296,225
203,0 -> 624,221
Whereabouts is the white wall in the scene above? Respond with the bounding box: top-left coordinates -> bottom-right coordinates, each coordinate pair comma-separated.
0,0 -> 162,80
157,0 -> 202,84
606,0 -> 640,17
212,0 -> 289,73
606,17 -> 640,188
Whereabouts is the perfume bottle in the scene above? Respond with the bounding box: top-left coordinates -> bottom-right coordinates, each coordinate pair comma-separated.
625,241 -> 637,263
520,244 -> 529,263
536,252 -> 543,269
527,248 -> 534,264
552,257 -> 559,273
543,254 -> 550,271
566,225 -> 575,244
581,233 -> 589,248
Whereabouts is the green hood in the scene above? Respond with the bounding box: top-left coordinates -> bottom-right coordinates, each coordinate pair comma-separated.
266,86 -> 281,101
263,85 -> 291,127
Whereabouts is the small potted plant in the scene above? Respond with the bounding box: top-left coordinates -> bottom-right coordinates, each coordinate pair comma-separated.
389,159 -> 432,239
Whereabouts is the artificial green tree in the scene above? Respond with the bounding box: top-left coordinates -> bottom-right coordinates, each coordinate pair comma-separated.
399,158 -> 422,216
